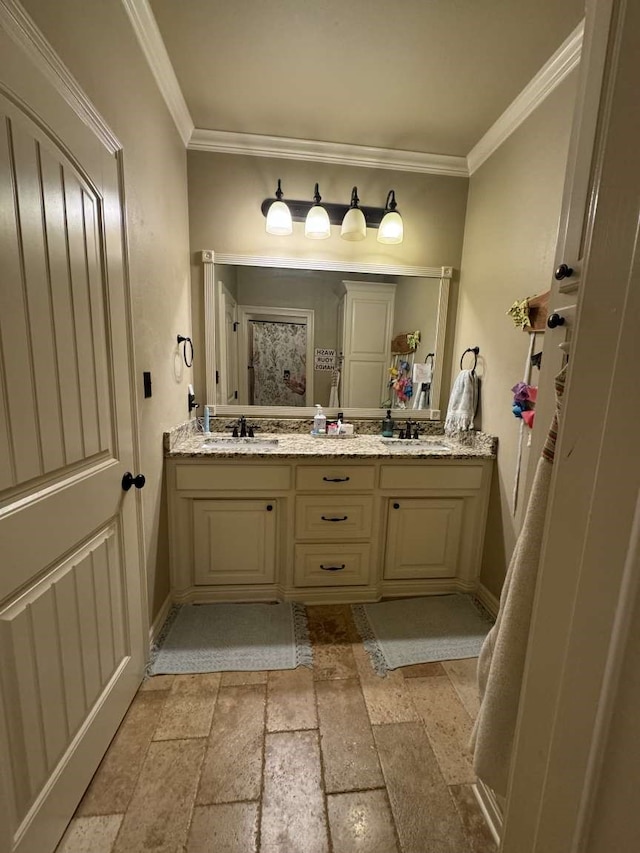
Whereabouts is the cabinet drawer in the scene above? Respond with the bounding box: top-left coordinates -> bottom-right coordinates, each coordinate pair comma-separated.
295,495 -> 373,540
294,544 -> 371,587
296,465 -> 376,492
193,499 -> 277,585
380,464 -> 483,491
176,464 -> 290,491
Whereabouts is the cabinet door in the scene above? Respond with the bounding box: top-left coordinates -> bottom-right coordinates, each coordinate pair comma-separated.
193,500 -> 277,585
384,498 -> 463,579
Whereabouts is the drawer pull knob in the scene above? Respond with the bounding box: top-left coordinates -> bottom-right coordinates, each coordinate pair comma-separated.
322,476 -> 350,482
393,502 -> 400,509
554,263 -> 574,280
266,504 -> 273,511
320,564 -> 346,571
321,515 -> 348,522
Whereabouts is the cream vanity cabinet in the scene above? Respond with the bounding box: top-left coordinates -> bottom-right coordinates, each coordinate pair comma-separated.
379,462 -> 488,596
167,461 -> 292,602
166,455 -> 492,604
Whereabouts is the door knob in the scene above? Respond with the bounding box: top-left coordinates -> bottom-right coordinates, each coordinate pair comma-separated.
554,263 -> 573,280
122,472 -> 146,491
547,313 -> 566,329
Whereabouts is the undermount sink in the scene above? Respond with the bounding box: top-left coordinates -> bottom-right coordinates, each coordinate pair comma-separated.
203,435 -> 279,448
380,437 -> 450,451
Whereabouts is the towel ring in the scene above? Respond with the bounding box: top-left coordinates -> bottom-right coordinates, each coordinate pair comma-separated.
460,346 -> 480,372
177,335 -> 194,368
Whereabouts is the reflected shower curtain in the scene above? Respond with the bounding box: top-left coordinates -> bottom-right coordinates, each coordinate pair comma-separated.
250,321 -> 307,406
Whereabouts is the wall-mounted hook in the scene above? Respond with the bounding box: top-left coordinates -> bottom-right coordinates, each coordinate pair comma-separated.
177,334 -> 194,368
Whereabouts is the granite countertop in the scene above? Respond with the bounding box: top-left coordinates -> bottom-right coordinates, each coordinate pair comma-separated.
166,427 -> 496,460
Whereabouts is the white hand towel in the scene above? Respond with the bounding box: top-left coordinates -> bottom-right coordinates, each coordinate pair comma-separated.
412,362 -> 433,410
412,362 -> 433,385
328,370 -> 340,408
444,369 -> 478,433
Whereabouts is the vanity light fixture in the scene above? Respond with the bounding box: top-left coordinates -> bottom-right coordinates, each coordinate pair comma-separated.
304,183 -> 331,239
265,179 -> 293,235
377,190 -> 404,244
340,187 -> 367,242
260,184 -> 403,244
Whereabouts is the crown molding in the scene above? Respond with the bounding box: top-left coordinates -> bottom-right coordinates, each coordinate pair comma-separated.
120,0 -> 194,146
189,129 -> 469,177
203,251 -> 449,279
0,0 -> 122,153
467,20 -> 584,175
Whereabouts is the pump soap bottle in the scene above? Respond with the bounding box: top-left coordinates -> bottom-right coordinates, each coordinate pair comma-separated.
313,404 -> 327,435
382,409 -> 394,437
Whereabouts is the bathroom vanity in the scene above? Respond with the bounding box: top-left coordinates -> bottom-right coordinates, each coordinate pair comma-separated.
165,429 -> 494,604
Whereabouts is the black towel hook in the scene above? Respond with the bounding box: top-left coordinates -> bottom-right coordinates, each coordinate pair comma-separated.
177,335 -> 194,368
424,352 -> 434,366
460,346 -> 480,372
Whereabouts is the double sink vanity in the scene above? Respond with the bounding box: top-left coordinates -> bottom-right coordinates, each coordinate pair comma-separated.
165,257 -> 496,605
165,419 -> 495,605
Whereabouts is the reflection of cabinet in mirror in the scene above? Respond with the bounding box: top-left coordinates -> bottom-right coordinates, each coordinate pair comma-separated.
339,281 -> 395,408
203,252 -> 452,416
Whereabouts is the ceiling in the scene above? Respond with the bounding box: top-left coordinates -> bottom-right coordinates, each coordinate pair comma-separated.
150,0 -> 584,157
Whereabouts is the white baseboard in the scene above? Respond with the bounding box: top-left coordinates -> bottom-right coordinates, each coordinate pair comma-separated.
148,594 -> 172,645
475,583 -> 500,618
472,779 -> 503,845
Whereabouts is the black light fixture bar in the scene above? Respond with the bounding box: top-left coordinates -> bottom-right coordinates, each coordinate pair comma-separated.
260,197 -> 387,228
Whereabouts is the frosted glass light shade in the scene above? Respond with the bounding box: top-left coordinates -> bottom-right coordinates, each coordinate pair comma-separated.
265,200 -> 293,235
377,210 -> 403,244
340,207 -> 366,241
305,204 -> 331,239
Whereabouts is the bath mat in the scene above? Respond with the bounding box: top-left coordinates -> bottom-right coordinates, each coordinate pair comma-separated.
352,595 -> 492,675
149,602 -> 312,675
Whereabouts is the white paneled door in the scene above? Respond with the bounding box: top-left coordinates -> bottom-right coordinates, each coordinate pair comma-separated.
0,22 -> 145,853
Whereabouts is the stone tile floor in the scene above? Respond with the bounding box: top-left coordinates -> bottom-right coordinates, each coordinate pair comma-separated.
56,604 -> 497,853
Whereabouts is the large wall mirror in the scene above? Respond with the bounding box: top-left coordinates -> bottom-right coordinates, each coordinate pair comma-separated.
203,253 -> 451,418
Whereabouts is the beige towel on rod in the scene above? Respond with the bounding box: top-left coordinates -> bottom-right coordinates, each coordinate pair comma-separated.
471,365 -> 567,796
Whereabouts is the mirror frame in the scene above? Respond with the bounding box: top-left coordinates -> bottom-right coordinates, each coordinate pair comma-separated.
202,250 -> 452,419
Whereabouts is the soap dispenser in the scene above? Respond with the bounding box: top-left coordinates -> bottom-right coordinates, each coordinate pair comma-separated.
313,404 -> 327,435
382,409 -> 394,437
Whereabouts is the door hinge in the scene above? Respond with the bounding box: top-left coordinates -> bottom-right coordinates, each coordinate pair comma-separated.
215,370 -> 219,384
234,390 -> 238,399
233,321 -> 239,331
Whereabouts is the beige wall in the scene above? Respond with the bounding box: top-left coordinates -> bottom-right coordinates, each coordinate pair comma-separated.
23,0 -> 192,623
187,151 -> 468,400
394,276 -> 440,366
452,73 -> 577,598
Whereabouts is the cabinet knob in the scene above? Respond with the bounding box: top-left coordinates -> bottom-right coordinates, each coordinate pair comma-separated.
122,472 -> 146,491
547,312 -> 566,329
554,263 -> 574,280
393,502 -> 400,509
266,504 -> 273,511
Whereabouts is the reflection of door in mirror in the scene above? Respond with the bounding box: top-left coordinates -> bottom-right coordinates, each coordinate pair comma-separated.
217,282 -> 239,404
249,320 -> 307,406
238,305 -> 315,406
